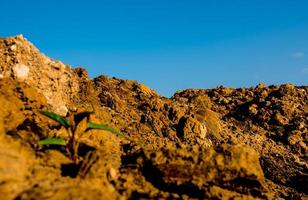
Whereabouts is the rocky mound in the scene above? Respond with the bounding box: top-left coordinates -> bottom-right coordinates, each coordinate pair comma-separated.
0,35 -> 307,199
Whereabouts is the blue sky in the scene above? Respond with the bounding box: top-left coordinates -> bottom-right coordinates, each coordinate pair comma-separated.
1,0 -> 308,96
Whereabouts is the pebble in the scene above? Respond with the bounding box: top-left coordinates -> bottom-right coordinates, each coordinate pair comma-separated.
256,82 -> 266,89
108,167 -> 118,179
199,123 -> 207,139
248,104 -> 258,115
13,63 -> 29,80
274,113 -> 289,126
9,44 -> 17,51
57,105 -> 68,116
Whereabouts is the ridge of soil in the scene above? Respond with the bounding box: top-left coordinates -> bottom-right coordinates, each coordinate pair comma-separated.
0,35 -> 307,199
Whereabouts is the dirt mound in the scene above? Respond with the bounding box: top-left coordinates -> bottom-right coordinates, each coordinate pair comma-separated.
0,35 -> 307,199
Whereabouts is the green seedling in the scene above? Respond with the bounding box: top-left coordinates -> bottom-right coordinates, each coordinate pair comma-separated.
39,110 -> 124,162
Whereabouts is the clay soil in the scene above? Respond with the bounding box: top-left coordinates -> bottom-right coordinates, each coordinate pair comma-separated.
0,36 -> 307,200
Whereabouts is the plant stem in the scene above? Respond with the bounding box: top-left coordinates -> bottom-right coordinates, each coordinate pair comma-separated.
68,128 -> 78,163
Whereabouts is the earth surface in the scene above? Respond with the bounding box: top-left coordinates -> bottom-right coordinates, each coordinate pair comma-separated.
0,35 -> 307,200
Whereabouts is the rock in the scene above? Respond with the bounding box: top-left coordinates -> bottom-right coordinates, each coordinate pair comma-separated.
0,80 -> 25,131
136,83 -> 157,96
194,108 -> 222,139
216,86 -> 235,96
256,82 -> 266,89
219,97 -> 230,104
260,89 -> 268,98
167,104 -> 187,122
190,95 -> 213,108
74,67 -> 89,79
279,84 -> 296,96
143,144 -> 268,199
9,44 -> 17,51
13,63 -> 29,80
0,135 -> 35,200
108,167 -> 118,180
176,115 -> 209,146
273,112 -> 289,126
56,105 -> 68,116
248,104 -> 258,115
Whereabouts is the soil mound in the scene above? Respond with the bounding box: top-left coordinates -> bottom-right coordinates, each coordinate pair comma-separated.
0,35 -> 307,199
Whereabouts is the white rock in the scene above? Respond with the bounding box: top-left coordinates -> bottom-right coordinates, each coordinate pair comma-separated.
10,44 -> 17,51
199,123 -> 207,139
57,105 -> 68,116
16,34 -> 24,39
13,64 -> 29,80
0,73 -> 3,79
108,168 -> 118,179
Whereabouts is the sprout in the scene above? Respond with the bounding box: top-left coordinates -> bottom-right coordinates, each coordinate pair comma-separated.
39,110 -> 124,162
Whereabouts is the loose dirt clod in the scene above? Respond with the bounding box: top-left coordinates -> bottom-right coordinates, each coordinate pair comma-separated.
0,35 -> 307,199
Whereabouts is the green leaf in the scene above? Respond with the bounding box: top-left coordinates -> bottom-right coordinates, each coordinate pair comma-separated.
40,111 -> 70,128
87,122 -> 124,136
38,138 -> 66,146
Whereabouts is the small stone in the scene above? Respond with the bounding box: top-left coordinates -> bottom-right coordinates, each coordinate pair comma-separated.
49,61 -> 66,73
265,101 -> 271,106
177,116 -> 208,144
220,88 -> 234,95
256,82 -> 266,89
70,106 -> 77,112
13,64 -> 29,80
15,34 -> 24,40
273,113 -> 289,126
108,167 -> 118,180
56,105 -> 68,116
9,44 -> 17,51
74,67 -> 88,78
218,97 -> 229,104
220,97 -> 230,104
285,83 -> 295,90
260,90 -> 268,98
199,123 -> 207,139
248,104 -> 258,115
0,73 -> 3,79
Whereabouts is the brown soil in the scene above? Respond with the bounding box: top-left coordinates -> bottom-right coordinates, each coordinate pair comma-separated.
0,35 -> 307,200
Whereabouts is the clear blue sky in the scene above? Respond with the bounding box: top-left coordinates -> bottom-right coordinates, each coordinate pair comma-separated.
1,0 -> 308,96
